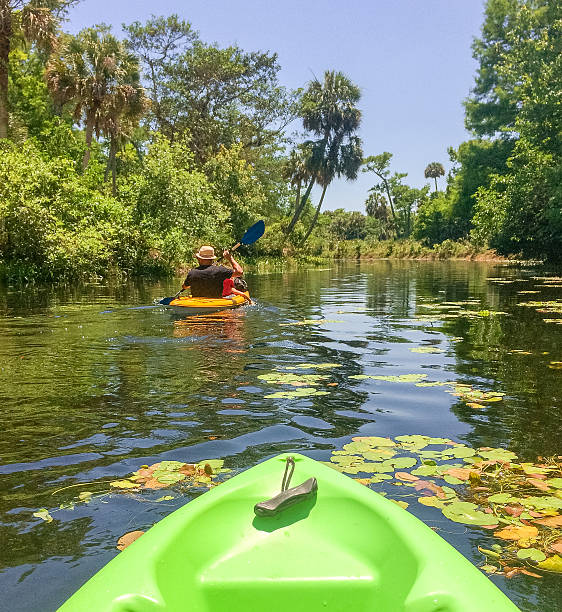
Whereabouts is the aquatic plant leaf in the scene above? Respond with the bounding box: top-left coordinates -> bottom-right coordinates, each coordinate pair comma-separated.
412,465 -> 438,477
117,530 -> 145,551
350,374 -> 428,383
33,508 -> 53,523
521,496 -> 562,510
418,496 -> 446,508
442,446 -> 476,459
478,448 -> 518,462
443,502 -> 497,526
395,472 -> 419,482
158,461 -> 185,471
533,515 -> 562,527
410,347 -> 443,354
362,450 -> 396,461
444,475 -> 464,485
488,493 -> 514,504
110,480 -> 138,489
547,478 -> 562,489
537,555 -> 562,573
155,495 -> 174,501
391,500 -> 409,509
288,363 -> 342,370
517,548 -> 546,562
351,436 -> 396,447
389,457 -> 417,469
494,525 -> 538,541
196,459 -> 224,473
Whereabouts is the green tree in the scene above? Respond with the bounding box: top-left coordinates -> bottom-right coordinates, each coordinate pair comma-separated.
0,0 -> 75,139
122,14 -> 197,136
46,25 -> 149,171
362,153 -> 397,227
287,70 -> 363,242
424,161 -> 445,192
468,0 -> 562,260
447,139 -> 514,238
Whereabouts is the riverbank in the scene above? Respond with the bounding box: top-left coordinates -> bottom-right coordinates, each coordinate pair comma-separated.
0,239 -> 515,285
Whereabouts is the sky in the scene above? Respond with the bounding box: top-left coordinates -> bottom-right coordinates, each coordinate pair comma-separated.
65,0 -> 486,212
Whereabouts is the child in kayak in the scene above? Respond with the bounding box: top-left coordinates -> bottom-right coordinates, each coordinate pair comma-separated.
223,277 -> 253,304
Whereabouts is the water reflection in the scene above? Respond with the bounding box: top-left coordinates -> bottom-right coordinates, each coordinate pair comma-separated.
0,261 -> 561,611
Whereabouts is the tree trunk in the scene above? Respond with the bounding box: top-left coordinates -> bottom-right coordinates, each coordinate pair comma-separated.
111,137 -> 117,197
434,176 -> 438,192
82,110 -> 96,171
284,176 -> 315,238
0,10 -> 12,140
301,183 -> 328,244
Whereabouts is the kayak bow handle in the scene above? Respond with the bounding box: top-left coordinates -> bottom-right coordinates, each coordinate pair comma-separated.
254,456 -> 318,517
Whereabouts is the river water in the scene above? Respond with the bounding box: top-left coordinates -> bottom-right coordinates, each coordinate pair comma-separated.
0,261 -> 561,611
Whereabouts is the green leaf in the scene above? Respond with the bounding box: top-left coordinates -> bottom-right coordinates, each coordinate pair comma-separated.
389,457 -> 417,469
488,493 -> 514,504
155,495 -> 174,501
442,446 -> 476,459
110,480 -> 138,489
547,478 -> 562,489
412,465 -> 438,477
537,555 -> 562,573
442,502 -> 497,526
517,548 -> 546,562
444,475 -> 464,485
33,509 -> 53,523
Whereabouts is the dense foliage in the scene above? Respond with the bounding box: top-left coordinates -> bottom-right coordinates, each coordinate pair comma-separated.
0,1 -> 560,282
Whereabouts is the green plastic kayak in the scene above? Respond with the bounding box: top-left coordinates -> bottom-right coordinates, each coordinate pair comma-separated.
59,453 -> 519,611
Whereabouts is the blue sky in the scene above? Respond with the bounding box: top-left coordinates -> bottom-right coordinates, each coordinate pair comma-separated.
65,0 -> 486,212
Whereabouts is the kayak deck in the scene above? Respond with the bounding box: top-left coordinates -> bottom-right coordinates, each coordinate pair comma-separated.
166,293 -> 249,315
60,454 -> 518,612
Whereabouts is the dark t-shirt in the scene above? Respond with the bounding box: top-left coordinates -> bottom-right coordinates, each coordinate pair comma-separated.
184,265 -> 233,298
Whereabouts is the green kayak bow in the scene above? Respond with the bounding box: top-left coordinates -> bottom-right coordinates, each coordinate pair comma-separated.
60,453 -> 519,611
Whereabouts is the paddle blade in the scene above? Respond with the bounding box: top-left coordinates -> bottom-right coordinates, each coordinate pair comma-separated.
240,220 -> 265,245
159,297 -> 174,305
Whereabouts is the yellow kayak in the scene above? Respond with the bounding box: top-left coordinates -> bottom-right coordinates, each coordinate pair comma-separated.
167,292 -> 250,315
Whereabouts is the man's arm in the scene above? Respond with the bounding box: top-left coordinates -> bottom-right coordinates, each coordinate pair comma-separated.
223,250 -> 243,277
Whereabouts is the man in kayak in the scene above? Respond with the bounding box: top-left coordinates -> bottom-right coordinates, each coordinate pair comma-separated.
181,245 -> 243,298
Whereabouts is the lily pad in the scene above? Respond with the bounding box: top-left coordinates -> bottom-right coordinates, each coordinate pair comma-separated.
517,548 -> 546,562
33,508 -> 53,523
442,502 -> 497,526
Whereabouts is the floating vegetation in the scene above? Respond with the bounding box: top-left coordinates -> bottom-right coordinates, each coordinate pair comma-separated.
548,362 -> 562,370
265,388 -> 329,399
324,435 -> 562,578
350,373 -> 428,383
410,347 -> 444,354
110,460 -> 228,490
518,300 -> 562,315
258,372 -> 328,386
518,291 -> 541,295
283,363 -> 342,370
258,366 -> 338,399
279,319 -> 344,327
415,305 -> 509,322
33,460 -> 229,524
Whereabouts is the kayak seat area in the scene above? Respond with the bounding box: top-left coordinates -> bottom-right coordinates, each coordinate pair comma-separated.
152,493 -> 461,611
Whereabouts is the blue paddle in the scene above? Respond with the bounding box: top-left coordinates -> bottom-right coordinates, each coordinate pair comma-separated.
159,220 -> 265,305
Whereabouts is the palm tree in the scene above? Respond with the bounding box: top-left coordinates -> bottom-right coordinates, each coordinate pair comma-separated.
285,70 -> 363,241
0,0 -> 75,139
46,25 -> 148,171
424,161 -> 445,192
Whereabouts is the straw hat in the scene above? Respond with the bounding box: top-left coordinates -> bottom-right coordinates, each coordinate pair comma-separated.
195,245 -> 217,260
